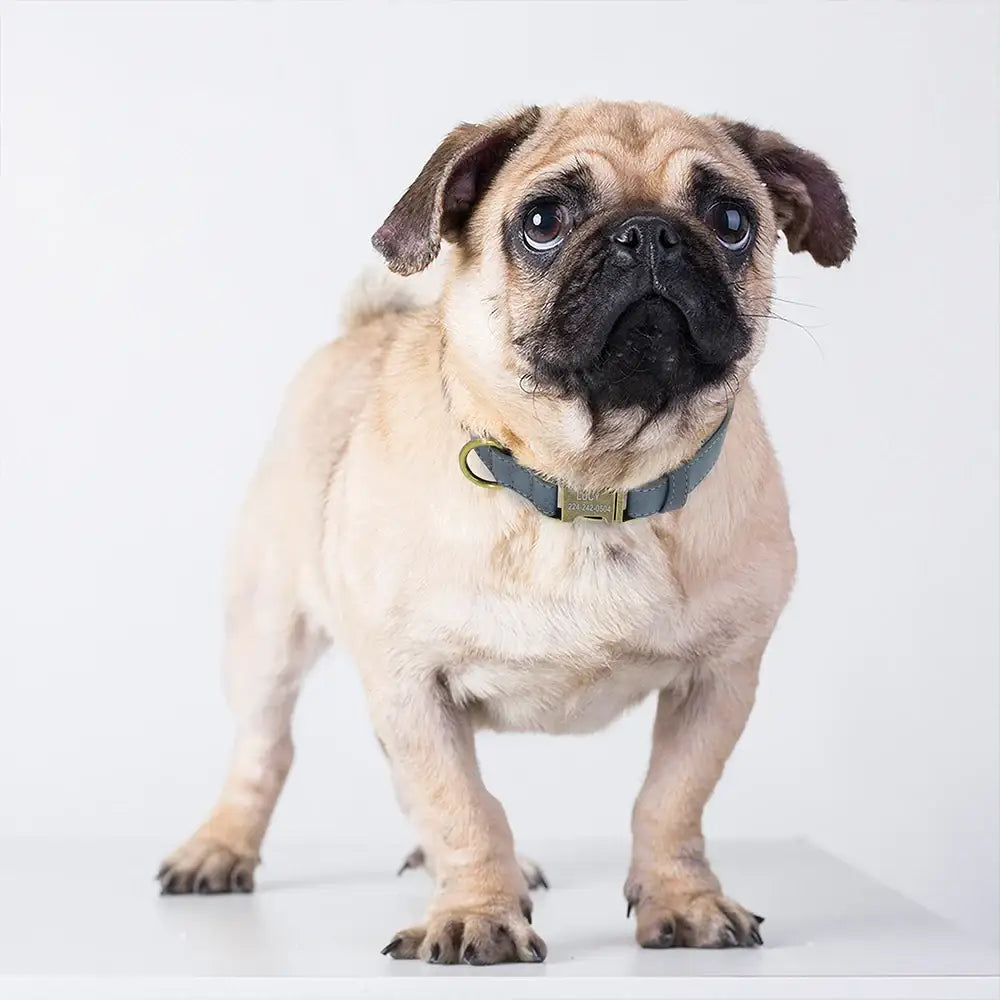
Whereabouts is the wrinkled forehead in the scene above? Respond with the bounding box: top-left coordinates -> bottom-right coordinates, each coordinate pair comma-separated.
503,101 -> 766,209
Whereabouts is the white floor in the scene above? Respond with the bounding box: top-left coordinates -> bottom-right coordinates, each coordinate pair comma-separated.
0,836 -> 996,999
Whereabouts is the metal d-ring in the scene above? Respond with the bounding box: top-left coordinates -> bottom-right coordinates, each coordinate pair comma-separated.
458,438 -> 504,489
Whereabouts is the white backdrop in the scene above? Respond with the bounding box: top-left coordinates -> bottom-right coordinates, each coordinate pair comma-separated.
1,2 -> 997,940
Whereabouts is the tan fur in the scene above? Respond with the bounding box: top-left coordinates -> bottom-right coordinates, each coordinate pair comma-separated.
158,100 -> 855,962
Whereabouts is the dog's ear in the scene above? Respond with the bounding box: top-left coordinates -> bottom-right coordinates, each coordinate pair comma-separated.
372,107 -> 542,276
710,117 -> 856,267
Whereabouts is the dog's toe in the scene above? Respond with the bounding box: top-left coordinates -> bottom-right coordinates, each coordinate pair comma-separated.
626,880 -> 763,949
382,898 -> 546,965
157,839 -> 258,896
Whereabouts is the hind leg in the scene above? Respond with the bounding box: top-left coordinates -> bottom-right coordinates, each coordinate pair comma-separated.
157,579 -> 327,894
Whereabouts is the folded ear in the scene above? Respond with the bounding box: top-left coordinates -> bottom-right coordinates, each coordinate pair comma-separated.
710,117 -> 856,267
372,107 -> 541,276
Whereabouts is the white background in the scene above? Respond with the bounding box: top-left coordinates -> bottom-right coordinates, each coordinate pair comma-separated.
1,1 -> 997,943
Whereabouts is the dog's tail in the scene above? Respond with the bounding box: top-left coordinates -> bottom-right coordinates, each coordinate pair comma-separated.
340,249 -> 449,332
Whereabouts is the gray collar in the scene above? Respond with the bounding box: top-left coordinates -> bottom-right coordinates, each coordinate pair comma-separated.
458,402 -> 733,523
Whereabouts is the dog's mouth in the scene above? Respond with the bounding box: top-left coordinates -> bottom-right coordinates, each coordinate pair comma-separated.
525,276 -> 748,418
538,291 -> 737,417
590,294 -> 693,373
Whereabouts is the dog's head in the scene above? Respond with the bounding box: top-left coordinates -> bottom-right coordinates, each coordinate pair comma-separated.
373,102 -> 854,459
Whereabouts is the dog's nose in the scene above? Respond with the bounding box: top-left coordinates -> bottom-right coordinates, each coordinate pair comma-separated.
610,215 -> 681,266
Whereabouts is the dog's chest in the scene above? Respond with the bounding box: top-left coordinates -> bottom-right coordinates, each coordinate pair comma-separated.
425,518 -> 705,733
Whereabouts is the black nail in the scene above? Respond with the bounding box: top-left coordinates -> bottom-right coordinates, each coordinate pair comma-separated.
429,943 -> 441,963
195,877 -> 210,895
640,919 -> 676,950
462,943 -> 477,964
380,937 -> 402,957
233,870 -> 252,893
626,900 -> 634,918
752,912 -> 765,925
751,927 -> 763,946
721,924 -> 738,947
529,940 -> 544,962
397,855 -> 420,877
536,873 -> 550,890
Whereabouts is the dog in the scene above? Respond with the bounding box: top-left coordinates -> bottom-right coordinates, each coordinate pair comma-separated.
157,100 -> 855,965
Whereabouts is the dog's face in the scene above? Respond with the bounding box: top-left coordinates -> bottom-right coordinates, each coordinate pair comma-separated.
374,102 -> 854,436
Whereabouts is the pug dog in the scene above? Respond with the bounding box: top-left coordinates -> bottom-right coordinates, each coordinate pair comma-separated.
157,101 -> 855,965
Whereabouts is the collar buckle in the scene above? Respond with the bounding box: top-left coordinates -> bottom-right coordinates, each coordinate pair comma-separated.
557,484 -> 626,523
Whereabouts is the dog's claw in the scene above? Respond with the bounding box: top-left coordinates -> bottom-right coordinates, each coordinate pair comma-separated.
380,937 -> 402,957
626,899 -> 634,918
751,926 -> 763,946
640,918 -> 676,949
752,912 -> 765,925
396,847 -> 425,877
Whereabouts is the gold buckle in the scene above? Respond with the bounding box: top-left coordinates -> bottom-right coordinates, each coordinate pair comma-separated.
458,438 -> 505,489
557,485 -> 626,523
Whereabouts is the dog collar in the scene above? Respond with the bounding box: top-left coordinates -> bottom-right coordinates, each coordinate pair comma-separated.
458,402 -> 733,524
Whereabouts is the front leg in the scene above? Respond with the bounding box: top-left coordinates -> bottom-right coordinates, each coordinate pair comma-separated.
626,648 -> 765,949
368,668 -> 546,965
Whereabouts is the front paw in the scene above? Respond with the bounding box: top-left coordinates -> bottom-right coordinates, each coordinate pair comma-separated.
157,836 -> 258,895
381,895 -> 546,965
625,876 -> 763,949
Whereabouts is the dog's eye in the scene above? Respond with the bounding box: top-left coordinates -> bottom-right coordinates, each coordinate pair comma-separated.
705,202 -> 753,252
522,200 -> 571,252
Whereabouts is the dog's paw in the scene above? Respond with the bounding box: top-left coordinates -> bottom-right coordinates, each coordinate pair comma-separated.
380,896 -> 546,964
157,837 -> 258,895
625,877 -> 763,949
397,846 -> 550,890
